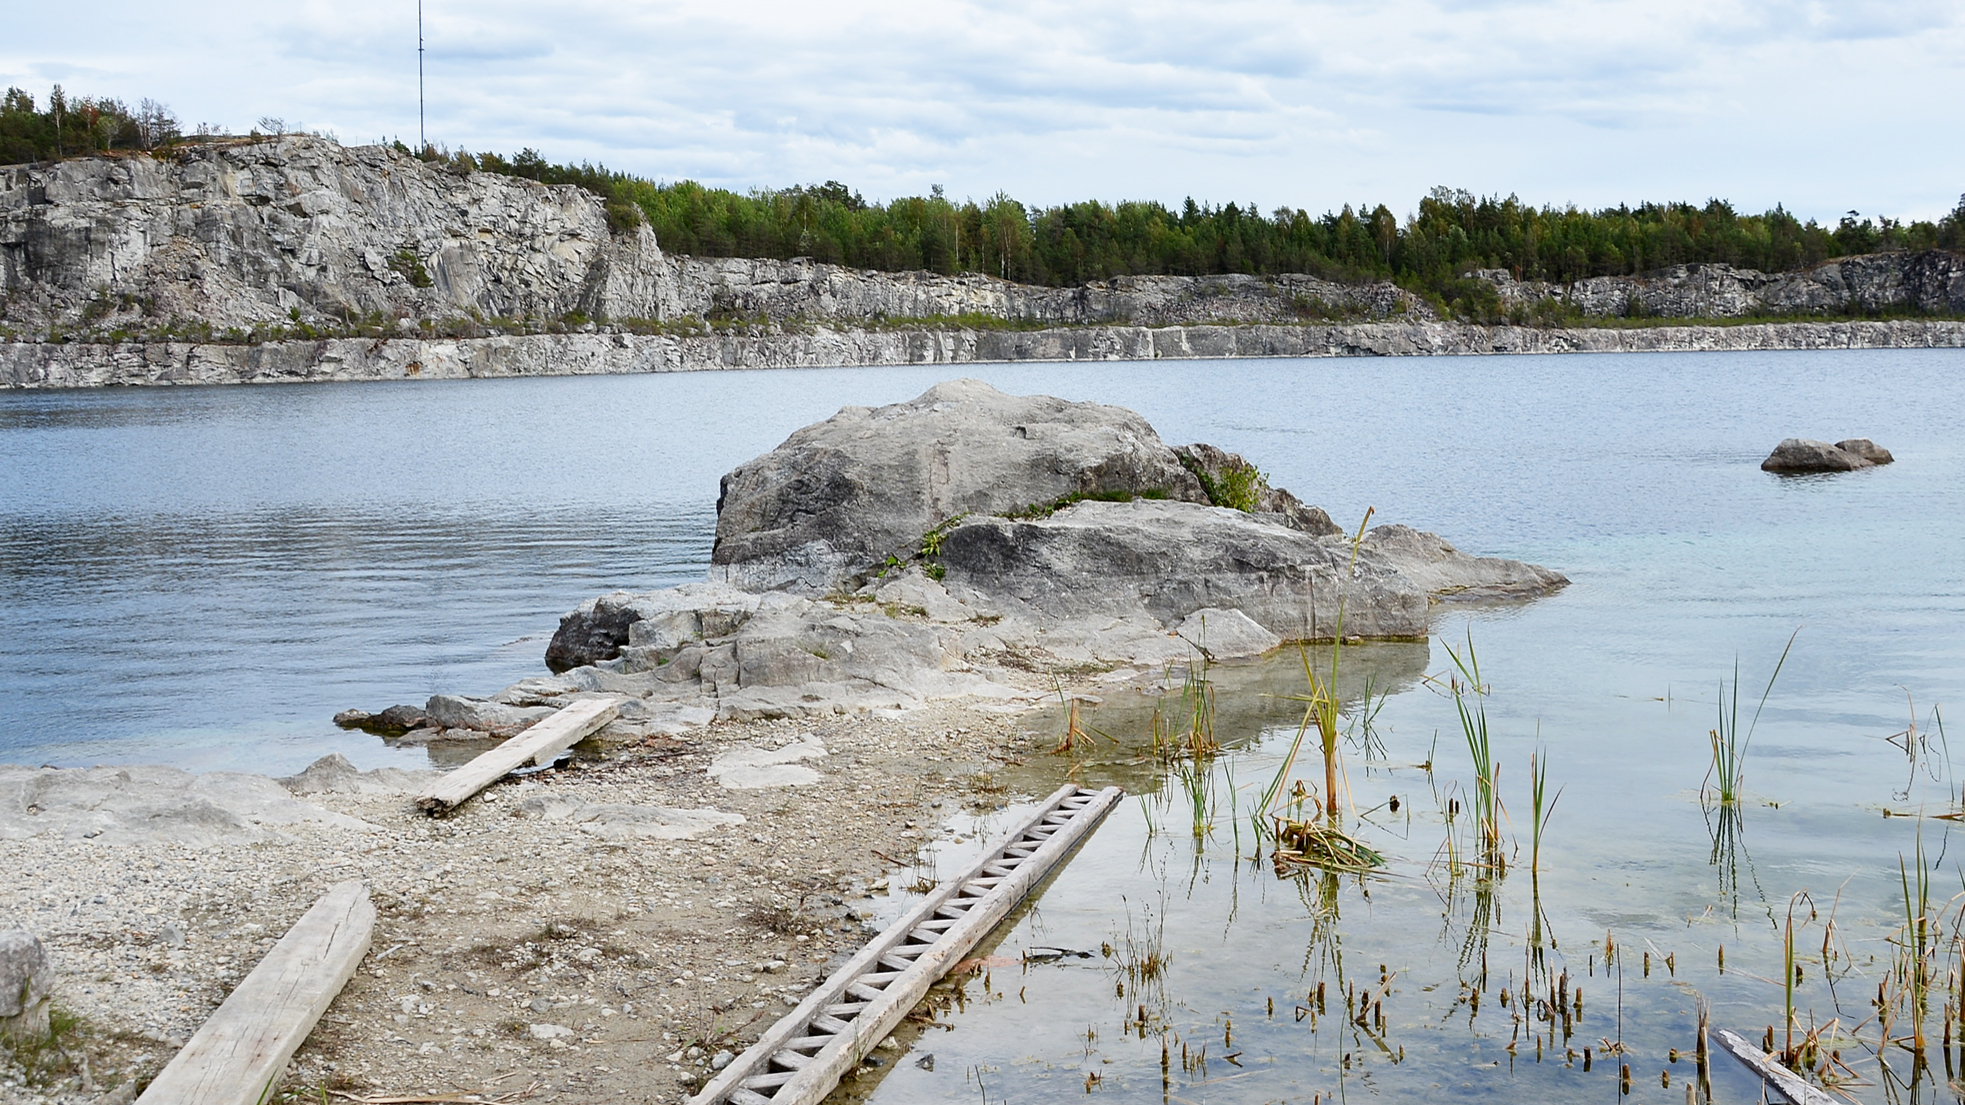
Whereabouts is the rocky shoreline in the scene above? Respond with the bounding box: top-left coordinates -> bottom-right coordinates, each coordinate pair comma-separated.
1,379 -> 1560,1104
6,317 -> 1963,389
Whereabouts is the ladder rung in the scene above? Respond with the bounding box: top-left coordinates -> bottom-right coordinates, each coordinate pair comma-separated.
731,1090 -> 774,1105
811,1013 -> 853,1034
742,1071 -> 796,1090
785,1035 -> 833,1050
825,1001 -> 867,1017
771,1050 -> 811,1070
847,982 -> 888,1001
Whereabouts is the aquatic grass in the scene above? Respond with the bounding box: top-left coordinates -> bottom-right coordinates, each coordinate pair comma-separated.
1528,746 -> 1560,878
1705,628 -> 1799,806
1444,632 -> 1505,872
1263,508 -> 1373,823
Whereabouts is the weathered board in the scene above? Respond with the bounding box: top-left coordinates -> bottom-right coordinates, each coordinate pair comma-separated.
689,784 -> 1124,1105
1714,1028 -> 1840,1105
415,696 -> 621,813
135,880 -> 373,1105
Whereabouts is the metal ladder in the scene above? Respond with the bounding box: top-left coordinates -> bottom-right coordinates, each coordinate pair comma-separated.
690,783 -> 1123,1105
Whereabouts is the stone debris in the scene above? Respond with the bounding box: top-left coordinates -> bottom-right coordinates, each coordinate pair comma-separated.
0,704 -> 1036,1105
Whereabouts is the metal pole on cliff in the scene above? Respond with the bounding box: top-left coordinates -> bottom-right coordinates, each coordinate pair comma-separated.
417,0 -> 426,152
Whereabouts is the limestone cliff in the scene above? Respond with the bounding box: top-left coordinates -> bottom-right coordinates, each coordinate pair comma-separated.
0,135 -> 1425,339
3,136 -> 1962,389
1474,251 -> 1965,318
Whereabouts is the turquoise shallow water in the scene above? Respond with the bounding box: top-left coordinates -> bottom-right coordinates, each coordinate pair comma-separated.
4,349 -> 1964,1102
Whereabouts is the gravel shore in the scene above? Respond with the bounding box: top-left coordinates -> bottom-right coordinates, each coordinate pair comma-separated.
0,700 -> 1073,1105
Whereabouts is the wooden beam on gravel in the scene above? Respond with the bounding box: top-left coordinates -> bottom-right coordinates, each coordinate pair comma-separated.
136,880 -> 373,1105
415,696 -> 622,814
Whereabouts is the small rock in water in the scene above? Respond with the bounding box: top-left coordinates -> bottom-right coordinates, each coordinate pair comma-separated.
1834,438 -> 1894,464
916,1053 -> 936,1071
1760,437 -> 1882,473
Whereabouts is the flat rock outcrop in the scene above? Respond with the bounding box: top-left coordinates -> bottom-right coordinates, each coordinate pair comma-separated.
525,381 -> 1566,726
0,763 -> 377,846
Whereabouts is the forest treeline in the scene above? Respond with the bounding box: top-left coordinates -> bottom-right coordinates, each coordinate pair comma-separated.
7,87 -> 1962,303
0,87 -> 185,163
454,147 -> 1965,304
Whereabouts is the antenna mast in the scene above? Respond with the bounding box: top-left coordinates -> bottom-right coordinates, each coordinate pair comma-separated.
417,0 -> 426,151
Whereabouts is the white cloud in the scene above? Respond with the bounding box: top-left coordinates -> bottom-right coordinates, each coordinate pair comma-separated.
3,0 -> 1960,221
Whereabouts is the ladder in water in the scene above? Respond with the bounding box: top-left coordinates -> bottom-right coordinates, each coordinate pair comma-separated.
689,783 -> 1123,1105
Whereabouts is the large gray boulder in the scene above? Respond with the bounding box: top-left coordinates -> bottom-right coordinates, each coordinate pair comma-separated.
940,501 -> 1561,642
710,379 -> 1209,593
0,930 -> 54,1046
1760,438 -> 1875,472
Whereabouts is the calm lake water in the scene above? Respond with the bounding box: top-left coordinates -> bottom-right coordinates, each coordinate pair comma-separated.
4,348 -> 1964,1103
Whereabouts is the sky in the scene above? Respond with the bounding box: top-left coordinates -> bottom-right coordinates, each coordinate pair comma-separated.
5,0 -> 1963,222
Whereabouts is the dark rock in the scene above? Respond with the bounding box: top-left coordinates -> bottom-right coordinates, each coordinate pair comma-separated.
332,703 -> 429,735
1761,438 -> 1874,472
1834,438 -> 1894,464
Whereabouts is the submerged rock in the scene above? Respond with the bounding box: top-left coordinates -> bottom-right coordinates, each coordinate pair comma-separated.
1760,438 -> 1879,472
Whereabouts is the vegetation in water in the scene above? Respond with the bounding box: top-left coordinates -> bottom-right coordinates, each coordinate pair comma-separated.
1704,629 -> 1799,807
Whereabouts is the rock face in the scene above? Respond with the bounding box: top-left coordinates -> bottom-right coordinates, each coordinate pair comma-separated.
6,136 -> 1956,383
0,137 -> 662,333
0,929 -> 54,1045
1760,438 -> 1888,472
1477,253 -> 1965,319
534,382 -> 1568,724
8,319 -> 1965,390
711,379 -> 1209,593
0,136 -> 1426,341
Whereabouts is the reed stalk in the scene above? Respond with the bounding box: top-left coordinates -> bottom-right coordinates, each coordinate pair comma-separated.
1706,629 -> 1798,806
1445,632 -> 1505,871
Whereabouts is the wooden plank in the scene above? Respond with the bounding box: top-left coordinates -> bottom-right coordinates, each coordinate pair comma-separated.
1714,1029 -> 1840,1105
766,785 -> 1122,1105
136,881 -> 373,1105
415,697 -> 621,813
689,785 -> 1114,1105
